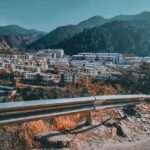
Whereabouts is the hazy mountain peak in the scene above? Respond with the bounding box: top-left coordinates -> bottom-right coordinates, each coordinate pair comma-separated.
111,11 -> 150,21
78,16 -> 107,28
135,11 -> 150,19
138,11 -> 150,15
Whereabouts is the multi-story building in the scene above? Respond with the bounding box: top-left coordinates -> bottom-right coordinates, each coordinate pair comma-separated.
54,58 -> 69,68
73,52 -> 122,64
123,56 -> 142,64
77,66 -> 98,77
71,60 -> 88,67
38,49 -> 64,58
143,57 -> 150,63
61,72 -> 82,83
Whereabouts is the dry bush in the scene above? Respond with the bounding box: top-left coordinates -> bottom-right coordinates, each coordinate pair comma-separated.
54,113 -> 86,131
79,78 -> 117,96
86,82 -> 117,96
1,120 -> 50,149
0,115 -> 87,149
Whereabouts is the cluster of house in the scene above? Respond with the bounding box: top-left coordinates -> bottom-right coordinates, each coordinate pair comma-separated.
0,49 -> 150,84
0,49 -> 68,83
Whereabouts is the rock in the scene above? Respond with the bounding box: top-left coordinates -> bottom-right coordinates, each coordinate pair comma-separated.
117,122 -> 132,141
35,131 -> 60,140
103,118 -> 118,127
127,117 -> 136,123
35,131 -> 72,148
141,118 -> 150,124
123,106 -> 140,117
111,127 -> 117,137
47,134 -> 72,148
143,114 -> 150,118
118,109 -> 125,118
101,116 -> 111,124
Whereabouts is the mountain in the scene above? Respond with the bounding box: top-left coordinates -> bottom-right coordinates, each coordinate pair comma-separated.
0,35 -> 44,49
27,16 -> 108,50
27,11 -> 150,52
78,16 -> 107,29
0,25 -> 46,36
0,25 -> 46,49
51,21 -> 150,56
111,11 -> 150,21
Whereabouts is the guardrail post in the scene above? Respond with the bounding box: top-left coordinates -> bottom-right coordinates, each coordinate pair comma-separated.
85,112 -> 93,125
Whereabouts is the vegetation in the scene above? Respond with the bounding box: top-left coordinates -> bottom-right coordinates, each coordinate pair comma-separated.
10,78 -> 116,101
93,62 -> 150,94
0,71 -> 15,86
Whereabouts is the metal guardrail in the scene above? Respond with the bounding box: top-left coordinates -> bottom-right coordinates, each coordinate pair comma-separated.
0,95 -> 150,126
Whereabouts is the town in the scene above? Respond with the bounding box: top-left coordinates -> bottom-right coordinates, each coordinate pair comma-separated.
0,49 -> 150,85
1,48 -> 150,100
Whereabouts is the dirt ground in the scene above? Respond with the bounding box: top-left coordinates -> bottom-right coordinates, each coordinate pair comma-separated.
100,138 -> 150,150
36,104 -> 150,150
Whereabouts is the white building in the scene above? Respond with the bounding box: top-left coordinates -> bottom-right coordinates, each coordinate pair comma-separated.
123,56 -> 143,63
143,57 -> 150,63
74,52 -> 123,64
61,72 -> 82,83
77,66 -> 98,77
38,49 -> 64,58
55,58 -> 69,68
13,65 -> 41,73
95,72 -> 121,81
71,60 -> 88,67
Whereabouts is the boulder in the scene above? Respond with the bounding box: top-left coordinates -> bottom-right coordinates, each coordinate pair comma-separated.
35,131 -> 72,148
47,134 -> 72,148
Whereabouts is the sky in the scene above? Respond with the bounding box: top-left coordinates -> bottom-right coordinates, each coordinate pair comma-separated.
0,0 -> 150,32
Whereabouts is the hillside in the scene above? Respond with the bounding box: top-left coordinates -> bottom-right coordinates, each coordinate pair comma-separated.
0,25 -> 46,49
0,34 -> 43,49
51,21 -> 150,56
27,11 -> 150,52
27,16 -> 108,50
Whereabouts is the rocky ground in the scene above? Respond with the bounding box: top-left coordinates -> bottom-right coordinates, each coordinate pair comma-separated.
0,104 -> 149,150
35,104 -> 150,150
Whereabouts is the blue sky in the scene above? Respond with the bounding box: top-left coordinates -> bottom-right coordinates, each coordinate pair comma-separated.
0,0 -> 150,31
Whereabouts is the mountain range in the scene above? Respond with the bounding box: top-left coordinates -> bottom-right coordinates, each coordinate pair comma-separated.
1,12 -> 150,55
27,11 -> 150,56
27,16 -> 107,50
